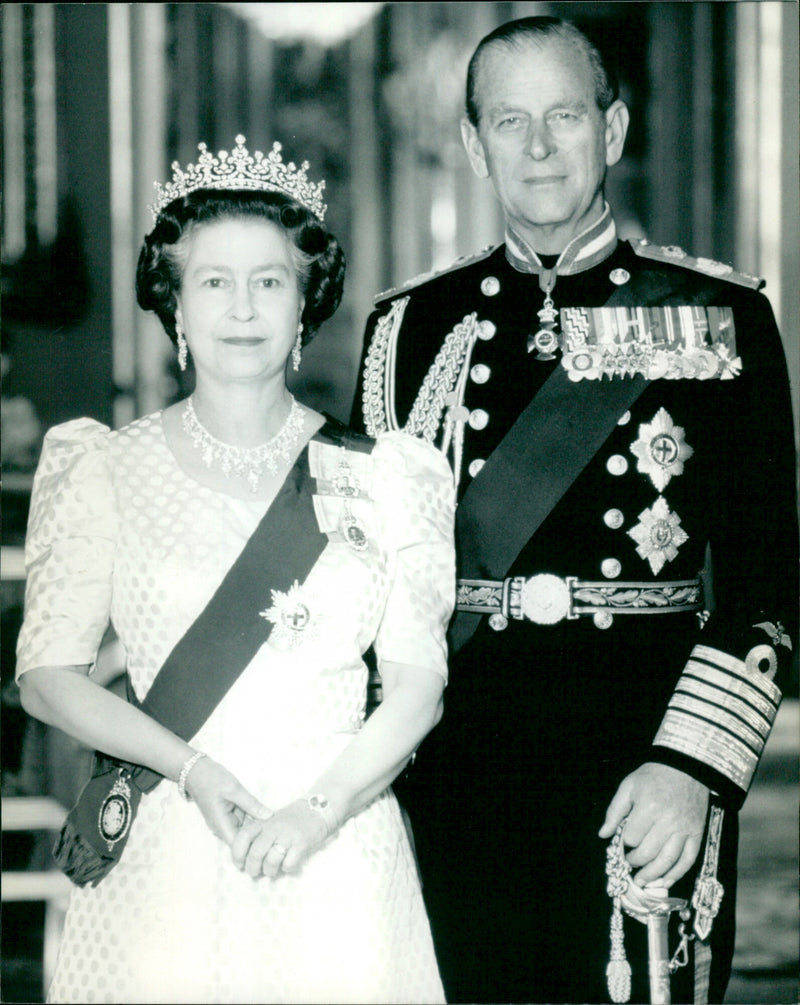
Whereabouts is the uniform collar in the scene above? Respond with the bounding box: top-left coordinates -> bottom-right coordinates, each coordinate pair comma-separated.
505,203 -> 618,278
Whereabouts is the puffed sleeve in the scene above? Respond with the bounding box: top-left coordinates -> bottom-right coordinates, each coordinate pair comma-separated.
15,418 -> 116,679
371,432 -> 456,682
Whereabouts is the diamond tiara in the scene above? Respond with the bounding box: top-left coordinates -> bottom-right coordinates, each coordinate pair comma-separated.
150,135 -> 327,223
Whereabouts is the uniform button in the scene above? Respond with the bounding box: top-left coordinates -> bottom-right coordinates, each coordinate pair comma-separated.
468,408 -> 489,430
447,404 -> 470,423
603,508 -> 625,530
470,363 -> 491,384
477,320 -> 497,340
617,411 -> 631,426
593,611 -> 614,629
609,268 -> 630,285
606,454 -> 629,476
468,458 -> 486,478
488,613 -> 508,631
601,558 -> 622,579
481,276 -> 500,296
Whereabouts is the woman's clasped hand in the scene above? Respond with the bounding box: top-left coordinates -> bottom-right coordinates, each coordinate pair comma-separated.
230,799 -> 333,878
177,752 -> 270,847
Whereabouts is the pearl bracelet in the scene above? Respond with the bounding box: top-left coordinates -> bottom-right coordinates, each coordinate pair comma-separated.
305,793 -> 340,836
177,751 -> 207,801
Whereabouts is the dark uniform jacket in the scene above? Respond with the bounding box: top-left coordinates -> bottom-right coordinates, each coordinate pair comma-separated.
352,233 -> 798,1004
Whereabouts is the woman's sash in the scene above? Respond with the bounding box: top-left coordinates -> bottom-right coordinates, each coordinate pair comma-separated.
54,418 -> 374,885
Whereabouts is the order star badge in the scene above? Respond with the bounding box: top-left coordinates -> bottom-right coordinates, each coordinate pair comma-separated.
627,496 -> 689,574
630,407 -> 694,491
259,580 -> 317,649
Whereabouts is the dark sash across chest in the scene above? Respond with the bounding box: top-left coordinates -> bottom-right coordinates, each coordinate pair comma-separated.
449,269 -> 724,651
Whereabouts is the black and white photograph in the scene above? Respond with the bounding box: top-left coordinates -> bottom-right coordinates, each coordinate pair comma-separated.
1,4 -> 798,1004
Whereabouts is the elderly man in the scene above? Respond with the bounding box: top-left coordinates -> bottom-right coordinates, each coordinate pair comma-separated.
352,16 -> 797,1004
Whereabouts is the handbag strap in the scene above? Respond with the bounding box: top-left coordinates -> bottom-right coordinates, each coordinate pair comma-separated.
118,417 -> 373,792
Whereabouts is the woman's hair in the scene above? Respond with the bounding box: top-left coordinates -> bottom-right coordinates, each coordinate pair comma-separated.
135,189 -> 346,346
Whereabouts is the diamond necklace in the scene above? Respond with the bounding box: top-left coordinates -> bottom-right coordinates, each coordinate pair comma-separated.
182,395 -> 305,492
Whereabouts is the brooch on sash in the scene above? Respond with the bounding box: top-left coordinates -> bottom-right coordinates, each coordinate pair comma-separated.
560,306 -> 741,381
260,580 -> 318,649
98,769 -> 134,852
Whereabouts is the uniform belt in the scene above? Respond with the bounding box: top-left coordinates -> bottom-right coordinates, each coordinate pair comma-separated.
456,575 -> 704,630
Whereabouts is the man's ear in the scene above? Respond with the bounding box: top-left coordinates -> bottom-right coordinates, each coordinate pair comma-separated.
461,118 -> 490,180
604,100 -> 629,168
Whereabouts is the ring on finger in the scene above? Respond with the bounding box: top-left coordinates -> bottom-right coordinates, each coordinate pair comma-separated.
268,842 -> 288,858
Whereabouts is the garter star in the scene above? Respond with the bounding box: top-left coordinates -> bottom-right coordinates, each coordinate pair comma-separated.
260,580 -> 318,649
630,408 -> 694,491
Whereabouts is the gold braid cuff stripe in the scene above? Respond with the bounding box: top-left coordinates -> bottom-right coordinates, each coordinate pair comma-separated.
653,643 -> 781,792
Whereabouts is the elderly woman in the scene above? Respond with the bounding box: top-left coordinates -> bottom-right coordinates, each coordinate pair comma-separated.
16,138 -> 454,1004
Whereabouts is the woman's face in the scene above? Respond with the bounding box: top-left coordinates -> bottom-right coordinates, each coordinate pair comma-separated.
174,217 -> 305,385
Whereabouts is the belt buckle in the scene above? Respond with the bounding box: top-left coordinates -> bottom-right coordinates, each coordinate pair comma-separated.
514,574 -> 572,625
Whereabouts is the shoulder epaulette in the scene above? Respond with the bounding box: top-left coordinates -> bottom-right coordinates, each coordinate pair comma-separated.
629,238 -> 764,290
374,244 -> 500,305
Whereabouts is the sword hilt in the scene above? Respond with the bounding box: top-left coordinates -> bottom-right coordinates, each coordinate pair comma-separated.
606,828 -> 689,1005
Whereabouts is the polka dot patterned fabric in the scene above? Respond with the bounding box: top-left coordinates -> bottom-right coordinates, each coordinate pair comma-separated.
17,413 -> 455,1004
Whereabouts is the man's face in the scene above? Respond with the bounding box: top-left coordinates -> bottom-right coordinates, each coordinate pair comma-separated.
462,37 -> 628,252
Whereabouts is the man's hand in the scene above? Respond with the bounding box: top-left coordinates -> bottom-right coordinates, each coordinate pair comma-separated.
599,762 -> 709,887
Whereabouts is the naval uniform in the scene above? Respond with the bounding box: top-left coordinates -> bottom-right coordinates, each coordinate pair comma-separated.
351,208 -> 798,1004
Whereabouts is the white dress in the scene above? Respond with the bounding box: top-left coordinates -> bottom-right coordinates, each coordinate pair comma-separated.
16,412 -> 455,1005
